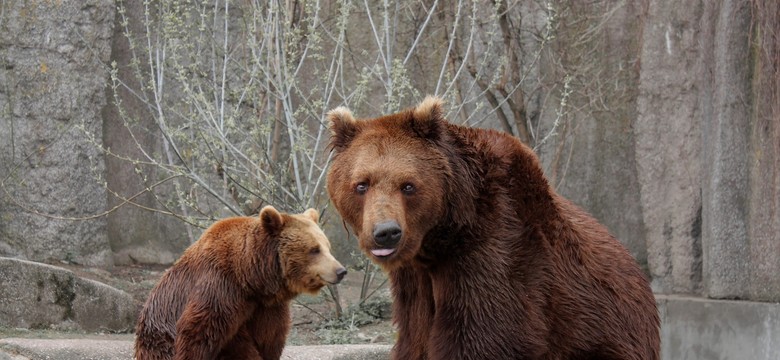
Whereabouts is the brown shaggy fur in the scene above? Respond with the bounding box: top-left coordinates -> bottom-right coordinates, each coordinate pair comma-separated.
134,206 -> 345,360
326,97 -> 660,360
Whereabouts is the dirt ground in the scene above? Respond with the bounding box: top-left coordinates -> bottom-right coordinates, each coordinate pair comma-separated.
0,263 -> 396,346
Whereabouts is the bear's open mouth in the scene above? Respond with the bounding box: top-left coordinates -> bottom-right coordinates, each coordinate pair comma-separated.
370,248 -> 396,257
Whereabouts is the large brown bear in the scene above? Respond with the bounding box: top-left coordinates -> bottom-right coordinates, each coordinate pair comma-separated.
134,206 -> 346,360
326,97 -> 660,360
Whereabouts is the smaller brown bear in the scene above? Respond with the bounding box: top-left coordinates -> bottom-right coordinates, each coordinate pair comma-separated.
134,206 -> 346,360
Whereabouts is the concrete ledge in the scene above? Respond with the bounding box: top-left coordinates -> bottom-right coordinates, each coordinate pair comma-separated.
283,344 -> 391,359
657,295 -> 780,359
0,339 -> 131,360
0,339 -> 391,360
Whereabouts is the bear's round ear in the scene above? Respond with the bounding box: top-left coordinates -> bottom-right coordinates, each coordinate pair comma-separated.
327,106 -> 360,152
303,208 -> 319,223
260,205 -> 284,234
410,95 -> 445,141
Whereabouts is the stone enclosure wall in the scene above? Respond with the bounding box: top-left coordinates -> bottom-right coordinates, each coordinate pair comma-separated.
0,0 -> 778,310
539,0 -> 780,302
0,0 -> 114,266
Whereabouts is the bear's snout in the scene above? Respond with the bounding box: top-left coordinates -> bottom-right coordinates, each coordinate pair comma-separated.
372,220 -> 402,248
335,267 -> 347,283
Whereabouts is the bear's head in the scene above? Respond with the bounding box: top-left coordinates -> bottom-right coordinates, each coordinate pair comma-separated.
260,206 -> 347,294
326,96 -> 454,270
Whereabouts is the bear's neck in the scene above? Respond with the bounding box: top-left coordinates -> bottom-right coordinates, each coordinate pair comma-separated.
239,226 -> 286,301
442,125 -> 559,229
417,125 -> 561,263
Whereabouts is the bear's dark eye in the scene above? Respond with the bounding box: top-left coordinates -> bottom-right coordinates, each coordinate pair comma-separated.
309,247 -> 321,255
355,182 -> 369,195
401,183 -> 416,195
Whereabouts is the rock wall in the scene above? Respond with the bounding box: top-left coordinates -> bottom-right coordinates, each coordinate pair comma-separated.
698,0 -> 780,301
537,0 -> 648,269
0,0 -> 115,266
745,0 -> 780,302
635,0 -> 705,295
698,0 -> 754,300
100,0 -> 191,265
0,0 -> 777,303
637,0 -> 780,301
540,0 -> 780,301
0,257 -> 135,332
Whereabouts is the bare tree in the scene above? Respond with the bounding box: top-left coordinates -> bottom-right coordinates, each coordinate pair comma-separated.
86,0 -> 606,229
0,0 -> 607,323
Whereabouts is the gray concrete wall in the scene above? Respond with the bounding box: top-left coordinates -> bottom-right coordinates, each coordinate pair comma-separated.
100,0 -> 191,265
658,295 -> 780,360
637,0 -> 780,302
697,0 -> 780,302
539,0 -> 780,303
537,0 -> 648,270
696,0 -> 779,301
744,0 -> 780,303
0,0 -> 115,266
635,0 -> 704,295
699,0 -> 754,301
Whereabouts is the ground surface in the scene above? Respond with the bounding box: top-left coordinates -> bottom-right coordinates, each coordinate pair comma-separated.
0,262 -> 395,346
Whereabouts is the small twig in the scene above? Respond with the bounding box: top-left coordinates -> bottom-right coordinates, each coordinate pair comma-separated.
358,278 -> 389,307
293,299 -> 329,321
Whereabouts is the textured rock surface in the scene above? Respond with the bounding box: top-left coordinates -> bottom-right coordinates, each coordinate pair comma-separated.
635,0 -> 704,294
537,1 -> 648,267
0,0 -> 777,304
698,0 -> 780,300
745,1 -> 780,301
699,0 -> 752,300
635,0 -> 780,301
100,0 -> 192,265
540,0 -> 780,302
0,0 -> 115,266
0,257 -> 135,332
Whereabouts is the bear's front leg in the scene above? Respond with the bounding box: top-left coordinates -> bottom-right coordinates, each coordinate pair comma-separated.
390,265 -> 435,360
426,263 -> 549,360
246,303 -> 291,360
174,279 -> 254,360
217,327 -> 261,360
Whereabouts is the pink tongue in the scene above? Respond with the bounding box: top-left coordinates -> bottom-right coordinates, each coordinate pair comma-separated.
371,248 -> 396,257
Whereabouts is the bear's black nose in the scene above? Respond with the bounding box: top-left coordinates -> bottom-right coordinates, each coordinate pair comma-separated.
335,267 -> 347,283
373,220 -> 402,247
